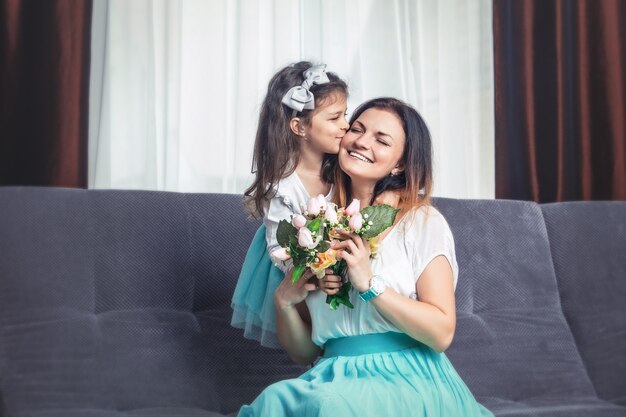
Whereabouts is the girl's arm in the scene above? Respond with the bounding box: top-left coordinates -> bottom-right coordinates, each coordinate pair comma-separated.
264,197 -> 295,273
333,233 -> 456,352
274,269 -> 322,364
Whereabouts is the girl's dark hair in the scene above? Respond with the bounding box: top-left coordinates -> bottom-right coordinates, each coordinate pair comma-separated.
244,61 -> 348,217
333,97 -> 433,213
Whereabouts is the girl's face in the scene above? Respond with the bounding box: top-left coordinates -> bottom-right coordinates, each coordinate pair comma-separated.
303,93 -> 349,154
339,108 -> 406,183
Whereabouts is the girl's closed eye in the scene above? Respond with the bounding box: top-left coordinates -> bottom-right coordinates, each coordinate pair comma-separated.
330,111 -> 348,121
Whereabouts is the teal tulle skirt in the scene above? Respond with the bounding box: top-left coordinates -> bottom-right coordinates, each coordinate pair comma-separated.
237,332 -> 494,417
231,225 -> 284,348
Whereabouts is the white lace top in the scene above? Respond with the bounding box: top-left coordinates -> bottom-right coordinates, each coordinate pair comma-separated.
264,171 -> 334,273
305,205 -> 459,347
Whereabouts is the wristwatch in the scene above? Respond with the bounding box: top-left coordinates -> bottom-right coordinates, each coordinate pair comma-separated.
359,275 -> 386,302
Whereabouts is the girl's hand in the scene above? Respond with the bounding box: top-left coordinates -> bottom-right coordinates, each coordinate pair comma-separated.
318,268 -> 343,295
274,269 -> 318,310
331,230 -> 372,293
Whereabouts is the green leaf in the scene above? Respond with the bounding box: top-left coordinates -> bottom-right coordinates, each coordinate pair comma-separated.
331,259 -> 347,276
308,217 -> 322,233
291,263 -> 306,284
315,240 -> 330,253
325,281 -> 354,310
277,220 -> 297,247
360,204 -> 400,239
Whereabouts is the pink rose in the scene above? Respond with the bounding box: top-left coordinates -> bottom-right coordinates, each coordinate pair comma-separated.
271,247 -> 291,261
297,227 -> 320,249
291,214 -> 307,228
348,212 -> 363,230
324,204 -> 338,224
345,199 -> 361,216
316,194 -> 328,212
306,196 -> 321,216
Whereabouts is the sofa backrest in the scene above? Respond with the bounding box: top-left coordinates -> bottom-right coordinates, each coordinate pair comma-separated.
434,198 -> 596,402
0,188 -> 608,414
542,201 -> 626,406
0,188 -> 305,416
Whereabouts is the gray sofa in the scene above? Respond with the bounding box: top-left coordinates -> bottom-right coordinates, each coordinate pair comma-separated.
0,187 -> 624,417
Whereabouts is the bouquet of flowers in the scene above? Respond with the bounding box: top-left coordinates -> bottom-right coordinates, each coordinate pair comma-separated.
271,195 -> 399,310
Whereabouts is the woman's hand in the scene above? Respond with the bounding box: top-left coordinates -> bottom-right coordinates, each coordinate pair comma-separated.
274,268 -> 318,310
331,230 -> 372,293
318,268 -> 343,295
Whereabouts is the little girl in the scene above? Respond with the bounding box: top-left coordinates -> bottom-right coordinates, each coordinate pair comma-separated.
231,61 -> 349,348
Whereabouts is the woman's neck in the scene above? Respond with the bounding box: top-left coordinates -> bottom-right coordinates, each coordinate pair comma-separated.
350,181 -> 401,209
349,179 -> 376,207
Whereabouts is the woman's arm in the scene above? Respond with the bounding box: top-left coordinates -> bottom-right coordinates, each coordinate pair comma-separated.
367,256 -> 456,352
333,233 -> 456,352
274,269 -> 322,364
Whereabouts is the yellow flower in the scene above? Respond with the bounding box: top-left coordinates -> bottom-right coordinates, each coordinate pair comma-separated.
368,236 -> 381,256
328,227 -> 343,240
310,249 -> 339,278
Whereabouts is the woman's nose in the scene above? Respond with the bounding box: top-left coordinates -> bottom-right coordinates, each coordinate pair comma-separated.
353,133 -> 372,149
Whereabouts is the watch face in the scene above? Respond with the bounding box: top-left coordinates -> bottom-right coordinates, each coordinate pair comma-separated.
371,276 -> 386,293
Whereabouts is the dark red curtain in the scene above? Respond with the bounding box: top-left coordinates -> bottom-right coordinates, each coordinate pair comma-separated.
0,0 -> 92,188
494,0 -> 626,202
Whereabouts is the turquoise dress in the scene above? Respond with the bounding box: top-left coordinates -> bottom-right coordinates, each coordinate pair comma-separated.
230,224 -> 283,348
236,207 -> 494,417
231,172 -> 335,348
237,332 -> 494,417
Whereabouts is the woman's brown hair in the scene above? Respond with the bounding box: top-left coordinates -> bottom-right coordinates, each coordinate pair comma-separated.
244,61 -> 348,217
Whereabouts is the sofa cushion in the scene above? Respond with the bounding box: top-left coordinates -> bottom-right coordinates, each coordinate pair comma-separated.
434,198 -> 596,402
0,188 -> 305,416
13,409 -> 235,417
542,201 -> 626,406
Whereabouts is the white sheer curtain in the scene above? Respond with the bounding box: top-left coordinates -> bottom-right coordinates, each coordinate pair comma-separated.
90,0 -> 494,198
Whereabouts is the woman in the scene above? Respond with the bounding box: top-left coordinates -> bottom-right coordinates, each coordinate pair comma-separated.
238,97 -> 494,416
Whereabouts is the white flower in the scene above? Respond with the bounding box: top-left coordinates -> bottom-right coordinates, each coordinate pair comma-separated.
291,214 -> 307,228
324,203 -> 338,224
316,194 -> 327,212
306,196 -> 321,216
271,247 -> 291,261
345,199 -> 361,216
297,227 -> 321,249
348,212 -> 363,230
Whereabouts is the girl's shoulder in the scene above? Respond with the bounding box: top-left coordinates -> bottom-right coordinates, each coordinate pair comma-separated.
270,171 -> 308,213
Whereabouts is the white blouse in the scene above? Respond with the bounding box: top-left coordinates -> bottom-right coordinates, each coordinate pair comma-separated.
264,171 -> 334,272
305,205 -> 459,347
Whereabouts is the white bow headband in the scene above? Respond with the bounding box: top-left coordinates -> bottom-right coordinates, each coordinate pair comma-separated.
281,64 -> 330,116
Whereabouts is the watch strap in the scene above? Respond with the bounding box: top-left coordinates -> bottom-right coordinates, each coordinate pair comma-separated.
359,275 -> 385,302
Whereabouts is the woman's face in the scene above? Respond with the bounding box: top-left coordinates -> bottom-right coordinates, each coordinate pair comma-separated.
339,108 -> 406,183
